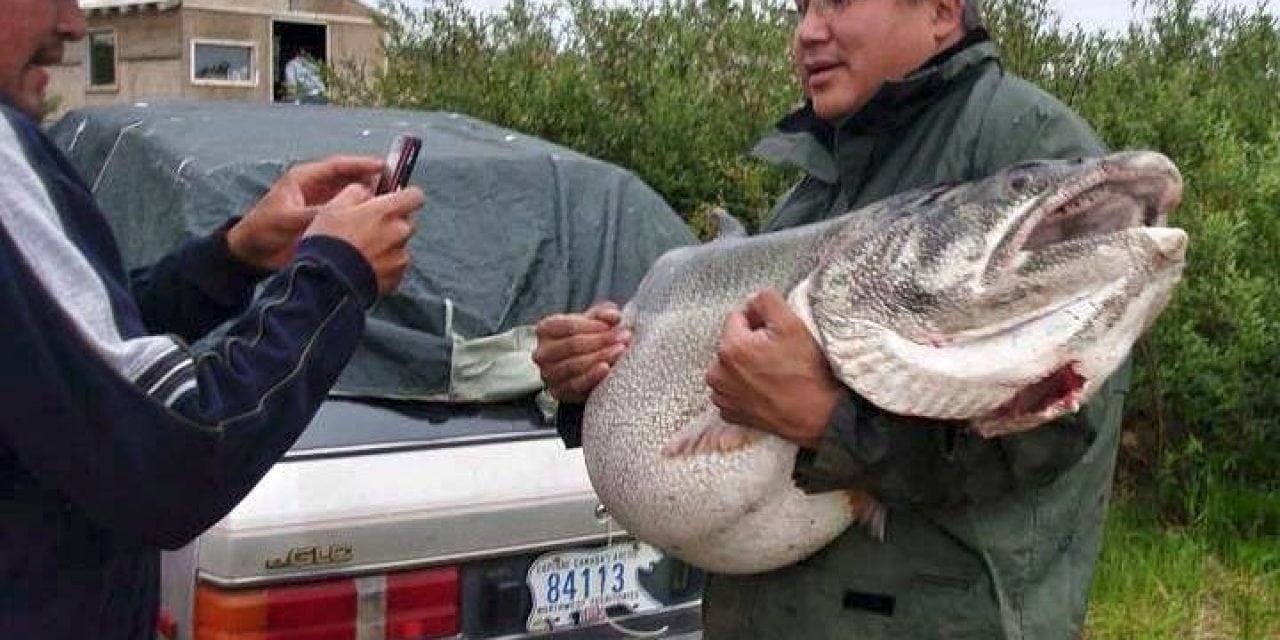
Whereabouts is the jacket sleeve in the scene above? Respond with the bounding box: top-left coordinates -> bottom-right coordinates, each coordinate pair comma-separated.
0,234 -> 376,550
130,219 -> 271,343
793,86 -> 1123,510
555,403 -> 586,449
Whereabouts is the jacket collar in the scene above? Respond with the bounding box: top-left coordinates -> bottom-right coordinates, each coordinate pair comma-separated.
752,32 -> 998,183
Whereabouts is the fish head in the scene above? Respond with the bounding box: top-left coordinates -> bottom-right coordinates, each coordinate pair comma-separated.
804,151 -> 1187,436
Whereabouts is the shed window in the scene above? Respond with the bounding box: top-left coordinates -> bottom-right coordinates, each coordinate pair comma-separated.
191,40 -> 257,85
88,30 -> 116,88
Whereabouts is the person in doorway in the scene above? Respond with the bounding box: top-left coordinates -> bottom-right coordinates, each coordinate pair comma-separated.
533,0 -> 1127,638
285,45 -> 328,105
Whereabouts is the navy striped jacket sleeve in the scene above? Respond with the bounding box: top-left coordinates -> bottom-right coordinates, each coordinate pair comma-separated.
130,219 -> 272,342
0,106 -> 378,548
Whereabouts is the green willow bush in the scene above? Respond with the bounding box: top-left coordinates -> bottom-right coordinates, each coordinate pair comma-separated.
339,0 -> 1279,539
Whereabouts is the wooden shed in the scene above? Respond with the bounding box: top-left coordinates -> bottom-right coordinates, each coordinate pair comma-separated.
47,0 -> 384,114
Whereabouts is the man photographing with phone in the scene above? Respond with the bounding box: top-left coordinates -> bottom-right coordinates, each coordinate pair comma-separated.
0,1 -> 423,637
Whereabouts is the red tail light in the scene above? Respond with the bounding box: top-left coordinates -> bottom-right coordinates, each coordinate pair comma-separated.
387,567 -> 460,639
195,566 -> 460,640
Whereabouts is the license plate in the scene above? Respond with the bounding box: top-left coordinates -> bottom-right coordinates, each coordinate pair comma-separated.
526,541 -> 664,632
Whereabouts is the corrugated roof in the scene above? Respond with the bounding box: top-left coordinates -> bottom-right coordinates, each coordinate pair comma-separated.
80,0 -> 182,14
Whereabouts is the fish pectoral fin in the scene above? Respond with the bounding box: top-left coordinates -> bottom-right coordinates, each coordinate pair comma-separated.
710,207 -> 748,242
846,489 -> 887,542
661,410 -> 764,457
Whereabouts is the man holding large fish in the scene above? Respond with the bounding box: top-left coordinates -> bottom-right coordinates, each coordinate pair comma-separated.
534,0 -> 1186,638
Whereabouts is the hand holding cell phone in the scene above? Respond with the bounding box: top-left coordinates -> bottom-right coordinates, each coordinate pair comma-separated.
375,134 -> 422,195
305,147 -> 425,295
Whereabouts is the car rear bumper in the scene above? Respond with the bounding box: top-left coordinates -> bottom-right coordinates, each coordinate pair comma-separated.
490,600 -> 701,639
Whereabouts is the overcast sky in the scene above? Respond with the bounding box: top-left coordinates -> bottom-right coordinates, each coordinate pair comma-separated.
370,0 -> 1279,31
1056,0 -> 1277,31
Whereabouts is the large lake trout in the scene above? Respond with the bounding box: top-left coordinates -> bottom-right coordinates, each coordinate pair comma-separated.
582,152 -> 1187,574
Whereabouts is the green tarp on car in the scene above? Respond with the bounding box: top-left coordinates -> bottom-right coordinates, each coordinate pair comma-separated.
48,101 -> 696,403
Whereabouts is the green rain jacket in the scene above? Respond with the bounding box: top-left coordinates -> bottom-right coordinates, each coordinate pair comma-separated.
700,34 -> 1130,640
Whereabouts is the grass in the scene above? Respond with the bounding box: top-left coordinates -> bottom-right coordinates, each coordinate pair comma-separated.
1087,495 -> 1280,639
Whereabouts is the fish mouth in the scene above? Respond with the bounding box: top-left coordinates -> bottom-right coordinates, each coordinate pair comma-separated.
963,153 -> 1186,433
982,362 -> 1086,427
991,152 -> 1186,272
960,153 -> 1186,343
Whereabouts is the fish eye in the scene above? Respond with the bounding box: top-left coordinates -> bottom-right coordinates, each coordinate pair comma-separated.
1010,174 -> 1032,192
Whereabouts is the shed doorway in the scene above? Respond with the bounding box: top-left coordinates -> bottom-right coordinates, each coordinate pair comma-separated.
273,21 -> 328,103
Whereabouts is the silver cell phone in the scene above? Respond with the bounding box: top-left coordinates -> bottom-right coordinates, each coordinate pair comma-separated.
375,134 -> 422,195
